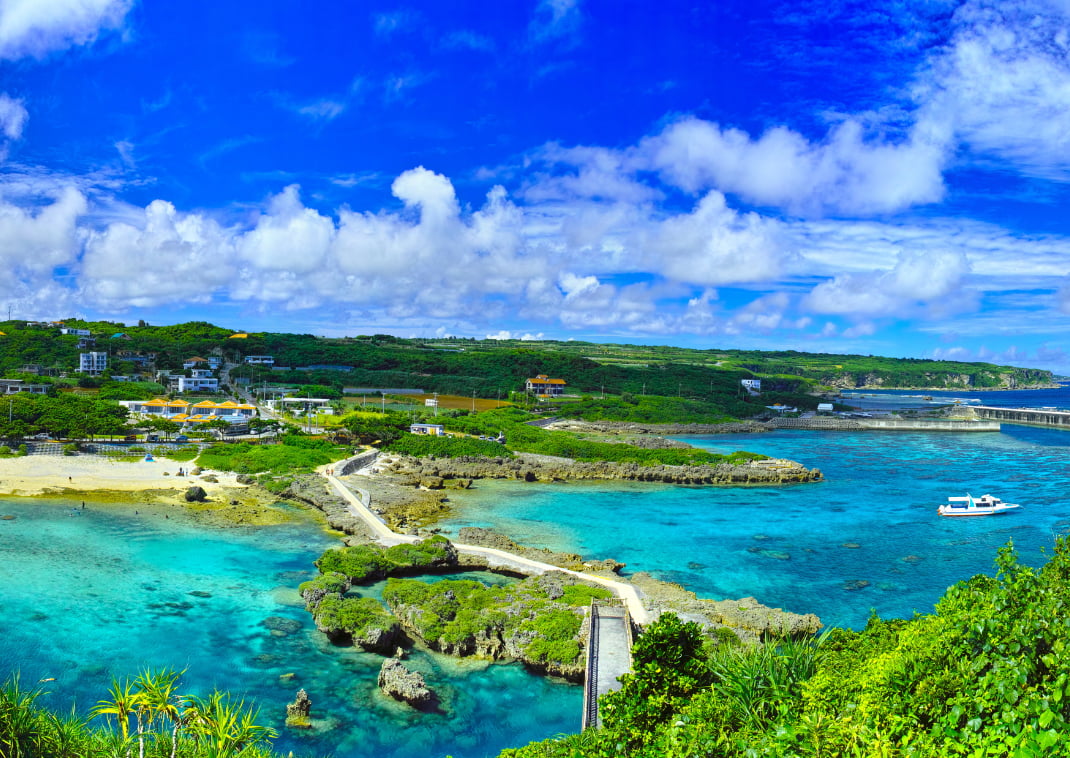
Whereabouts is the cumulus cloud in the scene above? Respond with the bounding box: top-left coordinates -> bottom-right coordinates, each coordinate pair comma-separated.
637,117 -> 948,216
635,191 -> 791,285
804,249 -> 971,317
0,185 -> 86,310
0,0 -> 132,60
80,199 -> 236,308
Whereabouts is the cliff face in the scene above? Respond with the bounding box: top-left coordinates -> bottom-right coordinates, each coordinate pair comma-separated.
378,453 -> 822,486
821,367 -> 1054,390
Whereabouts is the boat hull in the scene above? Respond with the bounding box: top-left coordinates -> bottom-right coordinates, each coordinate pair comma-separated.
937,504 -> 1020,517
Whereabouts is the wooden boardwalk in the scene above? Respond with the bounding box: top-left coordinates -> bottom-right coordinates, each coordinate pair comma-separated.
582,600 -> 634,730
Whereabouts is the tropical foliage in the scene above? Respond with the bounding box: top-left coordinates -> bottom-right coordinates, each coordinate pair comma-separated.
0,394 -> 128,440
1,669 -> 278,758
194,436 -> 345,475
502,538 -> 1070,757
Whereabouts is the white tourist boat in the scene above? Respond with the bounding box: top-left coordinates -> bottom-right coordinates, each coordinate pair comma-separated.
938,493 -> 1020,517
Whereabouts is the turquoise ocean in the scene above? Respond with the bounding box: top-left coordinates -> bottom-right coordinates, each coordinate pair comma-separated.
4,386 -> 1070,757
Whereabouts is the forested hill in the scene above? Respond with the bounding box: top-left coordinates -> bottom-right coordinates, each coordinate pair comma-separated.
0,320 -> 1053,399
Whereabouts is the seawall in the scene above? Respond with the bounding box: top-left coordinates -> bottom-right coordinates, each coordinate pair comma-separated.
767,418 -> 1000,432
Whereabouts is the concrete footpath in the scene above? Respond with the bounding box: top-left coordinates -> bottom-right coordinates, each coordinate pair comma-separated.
322,470 -> 651,625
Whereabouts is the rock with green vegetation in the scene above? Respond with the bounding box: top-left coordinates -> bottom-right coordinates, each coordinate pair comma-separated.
298,571 -> 351,611
383,572 -> 613,680
314,536 -> 460,583
311,595 -> 400,653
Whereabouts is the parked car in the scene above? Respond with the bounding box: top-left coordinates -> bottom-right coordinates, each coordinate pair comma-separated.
174,435 -> 189,442
123,434 -> 137,441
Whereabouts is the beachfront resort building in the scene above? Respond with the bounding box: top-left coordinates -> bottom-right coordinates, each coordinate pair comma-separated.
120,398 -> 257,431
526,374 -> 566,397
78,351 -> 108,375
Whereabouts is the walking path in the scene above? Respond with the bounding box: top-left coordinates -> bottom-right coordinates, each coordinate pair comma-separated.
321,468 -> 651,625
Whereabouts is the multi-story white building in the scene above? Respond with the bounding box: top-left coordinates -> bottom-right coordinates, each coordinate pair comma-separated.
79,351 -> 108,375
244,355 -> 275,366
170,369 -> 220,393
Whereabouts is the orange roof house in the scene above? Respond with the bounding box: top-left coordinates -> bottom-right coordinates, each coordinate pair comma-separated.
525,374 -> 567,397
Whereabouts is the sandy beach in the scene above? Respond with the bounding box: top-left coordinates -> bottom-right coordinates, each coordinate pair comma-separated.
0,454 -> 244,498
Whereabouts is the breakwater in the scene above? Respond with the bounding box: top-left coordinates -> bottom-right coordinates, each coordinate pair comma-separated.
767,418 -> 1000,432
971,405 -> 1070,429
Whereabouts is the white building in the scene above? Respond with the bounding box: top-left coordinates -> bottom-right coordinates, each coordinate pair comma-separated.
244,355 -> 275,366
61,327 -> 91,336
817,403 -> 834,413
171,369 -> 220,393
741,378 -> 761,395
410,423 -> 445,436
79,351 -> 108,375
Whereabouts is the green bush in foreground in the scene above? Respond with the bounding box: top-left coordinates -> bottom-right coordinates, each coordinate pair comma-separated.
502,538 -> 1070,758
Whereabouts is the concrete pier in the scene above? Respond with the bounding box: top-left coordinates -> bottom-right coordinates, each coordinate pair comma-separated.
767,417 -> 1000,432
972,406 -> 1070,429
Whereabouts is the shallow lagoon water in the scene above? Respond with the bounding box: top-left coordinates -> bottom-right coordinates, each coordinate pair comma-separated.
6,397 -> 1070,756
440,424 -> 1070,629
0,500 -> 578,758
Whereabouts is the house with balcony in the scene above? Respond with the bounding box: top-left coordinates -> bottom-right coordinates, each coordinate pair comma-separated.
169,369 -> 219,393
525,374 -> 566,397
79,351 -> 107,376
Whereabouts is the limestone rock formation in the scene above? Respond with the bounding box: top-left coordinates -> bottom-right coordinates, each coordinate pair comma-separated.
378,658 -> 435,708
184,486 -> 207,502
285,689 -> 312,729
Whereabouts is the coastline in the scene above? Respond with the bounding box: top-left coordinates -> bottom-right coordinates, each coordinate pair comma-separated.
0,455 -> 305,527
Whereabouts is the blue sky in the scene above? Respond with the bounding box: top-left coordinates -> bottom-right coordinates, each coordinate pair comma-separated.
3,1 -> 1070,372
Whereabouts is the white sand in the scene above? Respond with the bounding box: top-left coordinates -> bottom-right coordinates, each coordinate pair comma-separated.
0,455 -> 243,497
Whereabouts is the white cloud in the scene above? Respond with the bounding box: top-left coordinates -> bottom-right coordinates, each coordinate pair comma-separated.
0,93 -> 27,139
0,0 -> 132,60
637,117 -> 948,216
635,191 -> 791,285
804,249 -> 971,317
0,185 -> 86,311
915,0 -> 1070,179
80,199 -> 236,308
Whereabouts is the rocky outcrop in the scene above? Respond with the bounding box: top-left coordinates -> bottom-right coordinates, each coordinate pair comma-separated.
546,420 -> 770,436
457,526 -> 624,574
285,689 -> 312,729
379,454 -> 822,487
281,475 -> 374,540
184,486 -> 207,502
378,658 -> 436,708
383,571 -> 605,681
629,572 -> 822,644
